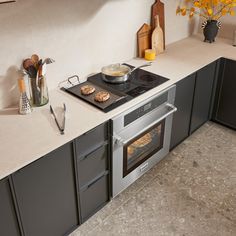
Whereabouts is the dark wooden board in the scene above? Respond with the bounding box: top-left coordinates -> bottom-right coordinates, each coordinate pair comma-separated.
137,23 -> 152,58
151,0 -> 165,49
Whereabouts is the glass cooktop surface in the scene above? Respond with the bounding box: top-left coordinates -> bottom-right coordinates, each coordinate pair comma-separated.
88,64 -> 169,99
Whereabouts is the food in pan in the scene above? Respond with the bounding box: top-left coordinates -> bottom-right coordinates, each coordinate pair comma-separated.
80,85 -> 96,95
94,91 -> 110,103
132,133 -> 152,148
102,64 -> 130,77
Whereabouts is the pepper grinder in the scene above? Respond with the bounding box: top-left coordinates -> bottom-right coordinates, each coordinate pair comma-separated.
233,30 -> 236,47
18,77 -> 32,115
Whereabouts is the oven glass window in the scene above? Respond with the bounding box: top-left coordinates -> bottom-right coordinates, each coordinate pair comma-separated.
123,120 -> 165,177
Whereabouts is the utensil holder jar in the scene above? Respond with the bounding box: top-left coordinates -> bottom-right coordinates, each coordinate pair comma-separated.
28,75 -> 49,107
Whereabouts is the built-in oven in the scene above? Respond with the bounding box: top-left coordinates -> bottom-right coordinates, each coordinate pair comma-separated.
112,85 -> 177,197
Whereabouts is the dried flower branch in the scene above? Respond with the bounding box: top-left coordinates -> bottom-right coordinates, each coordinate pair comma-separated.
176,0 -> 236,20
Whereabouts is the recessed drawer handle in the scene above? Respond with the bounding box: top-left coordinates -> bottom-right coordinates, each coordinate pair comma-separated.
79,142 -> 108,161
83,171 -> 108,191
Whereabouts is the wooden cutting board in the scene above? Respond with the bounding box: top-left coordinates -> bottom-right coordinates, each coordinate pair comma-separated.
137,23 -> 152,58
151,0 -> 165,49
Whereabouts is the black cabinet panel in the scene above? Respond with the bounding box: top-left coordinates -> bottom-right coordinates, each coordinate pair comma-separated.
190,62 -> 216,133
75,121 -> 110,223
78,143 -> 108,188
170,73 -> 196,149
0,178 -> 21,236
12,142 -> 79,236
80,173 -> 109,222
76,122 -> 108,157
213,59 -> 236,129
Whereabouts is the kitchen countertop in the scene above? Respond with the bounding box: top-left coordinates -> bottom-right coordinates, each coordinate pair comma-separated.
0,34 -> 236,180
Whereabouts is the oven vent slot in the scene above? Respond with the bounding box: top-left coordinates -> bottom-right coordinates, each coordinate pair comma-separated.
124,92 -> 168,126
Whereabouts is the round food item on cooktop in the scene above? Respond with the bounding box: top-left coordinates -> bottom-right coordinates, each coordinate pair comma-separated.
80,85 -> 96,95
94,91 -> 110,103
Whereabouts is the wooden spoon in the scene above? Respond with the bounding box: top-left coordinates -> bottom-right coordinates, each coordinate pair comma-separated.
31,54 -> 39,68
23,58 -> 34,70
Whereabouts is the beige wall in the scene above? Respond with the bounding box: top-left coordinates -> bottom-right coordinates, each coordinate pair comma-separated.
0,0 -> 199,109
217,15 -> 236,40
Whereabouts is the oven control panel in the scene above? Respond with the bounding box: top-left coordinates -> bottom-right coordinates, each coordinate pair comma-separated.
124,92 -> 168,126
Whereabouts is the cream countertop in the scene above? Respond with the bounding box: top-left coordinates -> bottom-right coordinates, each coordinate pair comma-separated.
0,34 -> 235,180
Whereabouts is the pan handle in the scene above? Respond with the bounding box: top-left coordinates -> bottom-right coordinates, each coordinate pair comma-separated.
130,62 -> 152,74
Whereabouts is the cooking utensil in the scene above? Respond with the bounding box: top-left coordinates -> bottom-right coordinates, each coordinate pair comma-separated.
18,77 -> 32,115
61,103 -> 66,133
23,58 -> 34,70
43,58 -> 55,65
31,54 -> 39,68
137,23 -> 152,58
151,0 -> 165,49
50,104 -> 66,135
27,65 -> 40,105
101,62 -> 152,84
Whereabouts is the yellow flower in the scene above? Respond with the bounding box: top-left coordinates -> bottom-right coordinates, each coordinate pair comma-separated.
194,1 -> 201,7
207,8 -> 213,15
181,7 -> 187,16
176,6 -> 181,15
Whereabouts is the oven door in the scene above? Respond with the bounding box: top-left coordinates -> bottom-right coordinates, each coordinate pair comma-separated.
112,102 -> 177,197
123,119 -> 165,177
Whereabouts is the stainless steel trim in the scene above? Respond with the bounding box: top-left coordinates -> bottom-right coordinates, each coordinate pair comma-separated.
140,162 -> 149,172
112,85 -> 176,197
113,103 -> 177,146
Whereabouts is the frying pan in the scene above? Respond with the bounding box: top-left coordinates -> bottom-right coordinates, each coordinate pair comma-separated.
101,62 -> 152,84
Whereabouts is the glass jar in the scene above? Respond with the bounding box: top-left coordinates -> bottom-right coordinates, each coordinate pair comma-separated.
28,75 -> 49,107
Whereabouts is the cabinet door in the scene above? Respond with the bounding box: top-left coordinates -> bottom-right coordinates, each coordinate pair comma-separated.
190,61 -> 217,133
213,59 -> 236,129
170,74 -> 196,149
80,173 -> 109,223
12,142 -> 79,236
0,178 -> 21,236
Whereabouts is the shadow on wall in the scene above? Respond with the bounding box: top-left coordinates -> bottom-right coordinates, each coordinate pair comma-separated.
0,66 -> 20,109
188,17 -> 198,36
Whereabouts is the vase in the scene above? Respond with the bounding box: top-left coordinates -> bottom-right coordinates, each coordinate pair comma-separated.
202,20 -> 221,43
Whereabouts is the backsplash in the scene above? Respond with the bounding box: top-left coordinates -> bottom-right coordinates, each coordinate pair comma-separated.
0,0 -> 199,109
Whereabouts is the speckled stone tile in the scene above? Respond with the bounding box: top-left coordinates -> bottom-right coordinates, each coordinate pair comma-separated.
70,122 -> 236,236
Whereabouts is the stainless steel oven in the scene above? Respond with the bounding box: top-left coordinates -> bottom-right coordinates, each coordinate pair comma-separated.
112,85 -> 176,197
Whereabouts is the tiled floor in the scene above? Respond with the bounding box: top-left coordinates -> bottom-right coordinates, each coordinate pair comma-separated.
70,122 -> 236,236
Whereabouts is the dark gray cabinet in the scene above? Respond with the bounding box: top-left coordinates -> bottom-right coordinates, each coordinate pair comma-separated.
213,58 -> 236,129
190,61 -> 217,133
76,122 -> 110,223
0,178 -> 21,236
171,61 -> 217,149
170,73 -> 196,149
12,142 -> 79,236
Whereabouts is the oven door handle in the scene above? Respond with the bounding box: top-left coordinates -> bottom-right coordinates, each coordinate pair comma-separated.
113,103 -> 177,146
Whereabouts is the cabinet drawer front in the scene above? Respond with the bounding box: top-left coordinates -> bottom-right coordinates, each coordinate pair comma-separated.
78,144 -> 108,188
76,122 -> 108,157
80,174 -> 109,222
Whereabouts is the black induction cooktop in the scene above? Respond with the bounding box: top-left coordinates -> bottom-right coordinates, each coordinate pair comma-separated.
63,64 -> 169,112
88,64 -> 169,100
